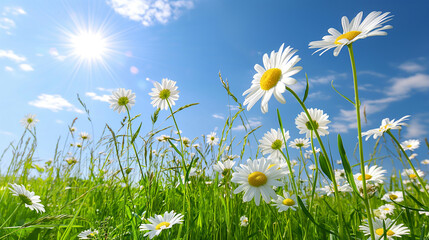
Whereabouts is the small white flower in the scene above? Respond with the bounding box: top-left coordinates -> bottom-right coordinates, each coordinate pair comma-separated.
139,211 -> 184,239
295,108 -> 330,138
289,138 -> 310,149
20,114 -> 39,129
377,204 -> 395,217
401,169 -> 424,180
308,164 -> 316,171
206,132 -> 219,146
9,183 -> 45,213
149,78 -> 179,110
409,153 -> 418,160
213,160 -> 235,176
156,135 -> 170,142
421,159 -> 429,165
108,88 -> 136,113
78,229 -> 98,239
240,216 -> 249,227
259,128 -> 289,160
359,218 -> 410,240
79,132 -> 90,141
271,191 -> 303,212
400,139 -> 420,151
354,165 -> 386,186
381,191 -> 404,202
362,115 -> 410,140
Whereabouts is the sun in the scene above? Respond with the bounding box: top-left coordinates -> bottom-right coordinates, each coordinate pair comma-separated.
70,30 -> 108,61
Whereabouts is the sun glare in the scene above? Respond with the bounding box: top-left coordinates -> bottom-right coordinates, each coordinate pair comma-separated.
70,31 -> 108,61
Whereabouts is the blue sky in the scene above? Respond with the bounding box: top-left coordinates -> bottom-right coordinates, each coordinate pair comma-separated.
0,0 -> 428,170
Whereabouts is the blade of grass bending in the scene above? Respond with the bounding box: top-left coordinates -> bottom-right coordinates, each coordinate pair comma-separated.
131,122 -> 142,144
166,103 -> 199,120
60,192 -> 90,240
404,191 -> 429,211
302,73 -> 309,103
318,153 -> 332,181
331,80 -> 355,105
338,134 -> 362,200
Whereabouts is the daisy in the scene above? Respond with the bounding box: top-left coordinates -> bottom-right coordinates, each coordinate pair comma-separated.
354,165 -> 386,185
149,78 -> 179,110
79,132 -> 90,141
259,128 -> 289,160
181,137 -> 191,147
360,218 -> 410,240
242,43 -> 302,114
231,158 -> 285,206
206,132 -> 219,146
108,88 -> 136,113
362,115 -> 410,140
304,147 -> 321,159
400,139 -> 420,151
271,191 -> 303,212
377,204 -> 395,217
421,159 -> 429,165
409,153 -> 418,160
289,138 -> 310,149
20,114 -> 39,129
381,191 -> 404,202
309,11 -> 393,56
317,180 -> 352,196
295,108 -> 330,138
9,183 -> 45,213
156,135 -> 170,142
70,127 -> 76,133
335,169 -> 346,180
401,169 -> 424,180
139,211 -> 184,239
308,164 -> 316,171
213,160 -> 236,177
77,229 -> 98,239
240,216 -> 249,227
222,154 -> 239,161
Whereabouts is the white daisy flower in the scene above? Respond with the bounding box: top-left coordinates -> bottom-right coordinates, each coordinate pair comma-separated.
108,88 -> 136,113
156,135 -> 170,142
222,154 -> 239,161
149,78 -> 179,110
421,159 -> 429,165
181,137 -> 191,147
213,160 -> 236,177
409,153 -> 418,160
354,165 -> 386,185
79,132 -> 90,141
309,11 -> 393,56
70,127 -> 76,133
77,229 -> 98,239
377,204 -> 395,217
139,211 -> 184,239
308,164 -> 316,171
20,114 -> 39,129
259,128 -> 289,160
289,138 -> 310,149
206,132 -> 219,146
240,216 -> 249,227
362,115 -> 410,140
231,158 -> 285,206
337,160 -> 342,165
419,210 -> 429,216
317,179 -> 352,196
400,139 -> 420,151
8,183 -> 45,213
360,218 -> 410,240
381,191 -> 404,202
401,169 -> 424,180
304,148 -> 321,159
243,43 -> 302,114
295,108 -> 330,138
335,169 -> 346,180
271,191 -> 303,212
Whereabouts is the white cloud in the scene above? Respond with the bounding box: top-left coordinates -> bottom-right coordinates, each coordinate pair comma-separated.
405,115 -> 429,138
308,91 -> 331,100
55,119 -> 64,124
359,70 -> 386,78
3,7 -> 27,15
0,130 -> 14,136
227,104 -> 240,111
86,92 -> 110,103
108,0 -> 194,26
29,94 -> 84,113
0,17 -> 15,30
387,73 -> 429,97
49,48 -> 66,61
0,49 -> 26,62
309,73 -> 347,84
19,63 -> 34,71
97,87 -> 115,92
232,117 -> 262,131
398,61 -> 426,73
5,66 -> 13,71
212,114 -> 224,120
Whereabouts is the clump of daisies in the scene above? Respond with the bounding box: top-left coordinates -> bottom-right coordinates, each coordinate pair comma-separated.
108,88 -> 136,113
295,108 -> 330,138
149,78 -> 179,110
139,211 -> 184,239
21,114 -> 39,129
231,158 -> 286,206
9,183 -> 45,213
243,43 -> 302,113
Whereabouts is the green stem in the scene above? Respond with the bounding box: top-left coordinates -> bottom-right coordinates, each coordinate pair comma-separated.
126,107 -> 145,180
0,203 -> 21,230
348,44 -> 375,240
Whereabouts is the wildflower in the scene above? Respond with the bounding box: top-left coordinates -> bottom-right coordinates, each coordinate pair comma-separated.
360,218 -> 410,240
222,154 -> 239,161
317,179 -> 352,196
156,135 -> 170,142
409,153 -> 418,160
20,114 -> 39,129
259,128 -> 289,160
309,11 -> 393,56
335,169 -> 346,180
108,88 -> 136,113
377,204 -> 395,217
213,160 -> 235,177
401,169 -> 424,180
362,115 -> 410,140
354,165 -> 386,186
181,137 -> 191,147
231,158 -> 285,206
79,132 -> 90,141
289,138 -> 310,149
271,191 -> 303,212
337,160 -> 342,165
304,148 -> 321,159
295,108 -> 330,138
149,78 -> 179,110
75,142 -> 83,148
70,127 -> 76,133
77,229 -> 98,239
8,183 -> 45,213
421,159 -> 429,165
309,164 -> 316,171
243,44 -> 302,113
139,211 -> 184,239
381,191 -> 404,202
206,132 -> 219,146
240,216 -> 249,227
400,139 -> 420,151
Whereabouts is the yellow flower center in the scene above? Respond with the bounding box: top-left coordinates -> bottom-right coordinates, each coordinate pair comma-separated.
19,194 -> 33,205
27,118 -> 33,124
260,68 -> 282,90
384,208 -> 390,211
159,89 -> 171,100
155,222 -> 170,230
282,198 -> 295,206
357,174 -> 372,181
409,174 -> 417,179
248,171 -> 268,187
334,31 -> 362,45
117,96 -> 129,106
375,228 -> 394,236
305,120 -> 319,131
389,194 -> 398,200
271,139 -> 283,150
407,144 -> 412,148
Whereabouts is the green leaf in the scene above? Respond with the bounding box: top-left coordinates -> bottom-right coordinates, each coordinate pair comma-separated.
331,80 -> 355,105
303,73 -> 309,103
166,103 -> 199,120
338,134 -> 362,199
405,190 -> 429,211
319,153 -> 332,181
131,122 -> 142,144
297,196 -> 338,237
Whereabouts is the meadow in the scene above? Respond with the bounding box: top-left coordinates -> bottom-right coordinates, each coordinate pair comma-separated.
1,11 -> 428,240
